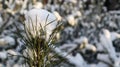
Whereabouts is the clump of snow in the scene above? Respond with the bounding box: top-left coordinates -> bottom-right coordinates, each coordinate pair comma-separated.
73,36 -> 96,53
114,58 -> 120,67
97,54 -> 112,64
53,11 -> 62,21
110,32 -> 120,41
73,11 -> 82,17
0,36 -> 15,47
67,0 -> 77,4
67,15 -> 77,26
0,38 -> 6,47
67,53 -> 86,67
7,49 -> 20,56
96,43 -> 104,52
0,51 -> 7,60
74,37 -> 88,44
59,43 -> 77,52
100,29 -> 117,60
33,2 -> 43,9
54,47 -> 87,67
4,36 -> 15,46
74,37 -> 88,49
24,9 -> 57,40
97,62 -> 109,67
100,29 -> 120,67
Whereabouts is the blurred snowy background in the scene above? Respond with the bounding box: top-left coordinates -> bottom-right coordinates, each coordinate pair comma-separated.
0,0 -> 120,67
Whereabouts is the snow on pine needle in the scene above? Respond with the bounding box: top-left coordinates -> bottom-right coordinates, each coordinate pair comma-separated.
24,9 -> 58,40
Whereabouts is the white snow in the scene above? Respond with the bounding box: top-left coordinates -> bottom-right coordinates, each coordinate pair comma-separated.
74,36 -> 88,44
73,11 -> 82,17
88,63 -> 109,67
96,43 -> 104,52
110,32 -> 120,41
0,36 -> 15,46
67,15 -> 77,26
33,2 -> 43,9
73,36 -> 96,53
59,43 -> 77,53
54,46 -> 87,67
0,38 -> 7,46
100,29 -> 117,60
66,0 -> 77,4
24,9 -> 57,40
99,29 -> 120,67
53,11 -> 62,21
7,49 -> 20,56
67,53 -> 86,67
97,62 -> 109,67
114,58 -> 120,67
97,54 -> 112,64
4,36 -> 15,46
0,51 -> 7,60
